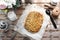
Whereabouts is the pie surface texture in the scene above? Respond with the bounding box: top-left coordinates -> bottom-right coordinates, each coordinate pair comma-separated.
24,11 -> 43,33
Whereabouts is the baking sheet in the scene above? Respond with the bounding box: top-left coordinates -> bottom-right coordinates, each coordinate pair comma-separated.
14,4 -> 50,40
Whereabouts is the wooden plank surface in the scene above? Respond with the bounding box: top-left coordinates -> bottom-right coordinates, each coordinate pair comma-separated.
0,3 -> 60,40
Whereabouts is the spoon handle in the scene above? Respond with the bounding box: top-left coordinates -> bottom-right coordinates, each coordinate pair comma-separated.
46,9 -> 57,29
50,15 -> 57,29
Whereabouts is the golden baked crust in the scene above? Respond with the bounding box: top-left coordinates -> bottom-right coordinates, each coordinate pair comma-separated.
24,11 -> 43,33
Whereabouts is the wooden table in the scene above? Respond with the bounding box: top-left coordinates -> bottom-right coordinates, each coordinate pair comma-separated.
0,3 -> 60,40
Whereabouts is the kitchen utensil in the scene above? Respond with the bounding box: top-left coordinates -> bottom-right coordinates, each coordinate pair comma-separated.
46,9 -> 57,29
